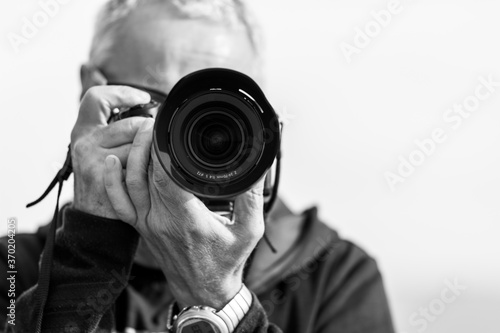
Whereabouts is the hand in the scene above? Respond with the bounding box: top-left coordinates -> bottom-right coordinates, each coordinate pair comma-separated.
103,122 -> 265,309
71,86 -> 150,219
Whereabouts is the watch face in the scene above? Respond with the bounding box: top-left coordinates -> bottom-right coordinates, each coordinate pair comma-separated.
180,319 -> 218,333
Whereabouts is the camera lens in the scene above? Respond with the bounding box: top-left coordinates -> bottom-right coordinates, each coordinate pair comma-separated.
154,68 -> 280,199
168,98 -> 259,188
188,111 -> 245,168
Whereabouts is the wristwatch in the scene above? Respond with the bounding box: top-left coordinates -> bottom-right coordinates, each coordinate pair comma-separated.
167,284 -> 252,333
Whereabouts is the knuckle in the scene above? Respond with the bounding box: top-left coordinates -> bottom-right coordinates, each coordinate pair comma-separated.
131,135 -> 144,149
114,206 -> 136,224
126,175 -> 143,189
249,186 -> 264,197
82,86 -> 109,111
91,128 -> 104,144
140,118 -> 155,132
83,86 -> 101,101
152,168 -> 169,189
124,118 -> 138,137
104,175 -> 115,189
132,117 -> 148,133
243,191 -> 263,212
71,138 -> 103,179
72,139 -> 91,157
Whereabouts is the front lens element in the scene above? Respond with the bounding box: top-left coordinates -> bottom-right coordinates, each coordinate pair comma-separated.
188,111 -> 245,168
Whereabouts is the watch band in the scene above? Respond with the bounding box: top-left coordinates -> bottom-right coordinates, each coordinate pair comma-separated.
216,284 -> 252,332
168,284 -> 253,333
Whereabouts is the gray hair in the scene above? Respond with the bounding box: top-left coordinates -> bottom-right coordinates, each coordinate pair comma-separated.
89,0 -> 263,65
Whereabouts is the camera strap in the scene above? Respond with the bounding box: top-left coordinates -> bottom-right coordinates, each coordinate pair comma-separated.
26,109 -> 124,331
26,145 -> 72,333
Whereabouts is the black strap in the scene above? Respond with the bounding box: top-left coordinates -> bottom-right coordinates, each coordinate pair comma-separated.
27,146 -> 72,333
34,178 -> 64,333
27,146 -> 73,208
264,150 -> 281,215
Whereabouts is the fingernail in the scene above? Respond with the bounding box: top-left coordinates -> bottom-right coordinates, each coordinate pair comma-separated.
105,156 -> 116,169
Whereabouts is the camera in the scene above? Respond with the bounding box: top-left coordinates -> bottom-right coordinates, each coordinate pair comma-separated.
153,68 -> 281,216
34,68 -> 282,217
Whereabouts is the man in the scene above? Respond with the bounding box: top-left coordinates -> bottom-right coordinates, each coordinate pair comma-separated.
1,1 -> 394,332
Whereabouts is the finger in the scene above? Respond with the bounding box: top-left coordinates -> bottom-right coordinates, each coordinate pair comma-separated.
78,86 -> 151,126
150,147 -> 195,206
126,118 -> 155,216
104,143 -> 132,167
71,138 -> 131,168
80,64 -> 107,99
104,155 -> 137,225
99,117 -> 148,148
232,177 -> 265,236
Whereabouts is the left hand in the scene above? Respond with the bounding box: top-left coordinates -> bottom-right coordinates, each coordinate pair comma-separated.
70,86 -> 151,219
103,119 -> 264,309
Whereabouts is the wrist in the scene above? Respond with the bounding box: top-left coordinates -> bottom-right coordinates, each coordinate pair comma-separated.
170,284 -> 253,333
172,275 -> 243,310
73,182 -> 117,219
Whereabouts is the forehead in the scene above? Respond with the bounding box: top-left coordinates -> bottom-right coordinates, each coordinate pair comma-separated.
97,7 -> 258,92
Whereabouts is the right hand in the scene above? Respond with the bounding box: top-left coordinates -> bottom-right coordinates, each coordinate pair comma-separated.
103,121 -> 265,310
70,86 -> 151,219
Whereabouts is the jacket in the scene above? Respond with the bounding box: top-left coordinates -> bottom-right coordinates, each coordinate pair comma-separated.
0,205 -> 394,332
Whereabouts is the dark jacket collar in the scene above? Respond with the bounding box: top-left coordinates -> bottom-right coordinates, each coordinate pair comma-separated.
246,204 -> 339,295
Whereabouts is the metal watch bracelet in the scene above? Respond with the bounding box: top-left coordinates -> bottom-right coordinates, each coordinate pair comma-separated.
167,284 -> 253,333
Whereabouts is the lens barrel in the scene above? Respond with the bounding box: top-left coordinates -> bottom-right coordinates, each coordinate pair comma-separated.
154,68 -> 280,199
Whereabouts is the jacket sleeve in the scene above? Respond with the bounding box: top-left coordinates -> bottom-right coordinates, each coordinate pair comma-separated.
235,293 -> 282,333
7,207 -> 140,333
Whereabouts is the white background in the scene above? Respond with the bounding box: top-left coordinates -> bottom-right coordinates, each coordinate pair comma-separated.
1,1 -> 499,332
